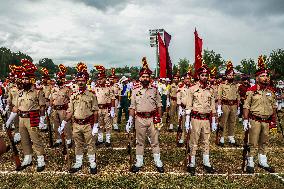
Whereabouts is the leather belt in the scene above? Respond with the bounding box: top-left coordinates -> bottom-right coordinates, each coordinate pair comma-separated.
171,97 -> 177,101
191,111 -> 211,120
53,104 -> 68,110
98,104 -> 111,109
250,114 -> 271,123
74,115 -> 94,125
221,99 -> 238,105
136,111 -> 156,118
18,110 -> 40,118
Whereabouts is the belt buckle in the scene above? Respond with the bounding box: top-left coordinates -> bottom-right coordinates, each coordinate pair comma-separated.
144,113 -> 150,117
22,113 -> 27,117
200,114 -> 206,119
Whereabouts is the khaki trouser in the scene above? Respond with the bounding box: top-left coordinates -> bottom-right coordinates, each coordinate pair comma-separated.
189,118 -> 211,156
52,110 -> 72,140
277,109 -> 284,132
98,109 -> 112,133
220,104 -> 237,137
135,116 -> 160,155
170,99 -> 177,124
73,123 -> 96,155
113,99 -> 118,125
178,112 -> 186,141
248,120 -> 269,156
19,118 -> 45,156
13,115 -> 19,133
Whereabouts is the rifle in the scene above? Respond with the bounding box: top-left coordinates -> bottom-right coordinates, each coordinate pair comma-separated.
176,114 -> 183,144
6,126 -> 21,171
242,129 -> 250,172
276,113 -> 284,138
184,126 -> 191,170
45,111 -> 53,148
127,119 -> 135,170
215,117 -> 223,145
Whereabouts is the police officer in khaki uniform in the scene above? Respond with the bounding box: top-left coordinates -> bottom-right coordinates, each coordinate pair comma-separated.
185,64 -> 217,175
168,71 -> 179,131
59,62 -> 99,174
6,59 -> 46,172
217,61 -> 240,146
126,57 -> 164,173
93,65 -> 115,147
176,66 -> 193,146
49,64 -> 73,148
243,55 -> 276,173
108,68 -> 120,131
6,65 -> 22,143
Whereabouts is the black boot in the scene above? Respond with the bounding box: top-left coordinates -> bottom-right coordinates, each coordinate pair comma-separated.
36,165 -> 45,172
69,166 -> 82,173
258,164 -> 275,173
90,167 -> 97,174
53,142 -> 62,148
156,166 -> 164,173
246,166 -> 254,174
105,142 -> 111,148
20,162 -> 33,171
187,166 -> 196,176
203,165 -> 215,174
95,141 -> 104,146
131,165 -> 141,173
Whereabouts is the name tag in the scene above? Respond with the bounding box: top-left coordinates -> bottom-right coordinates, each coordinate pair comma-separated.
266,93 -> 271,96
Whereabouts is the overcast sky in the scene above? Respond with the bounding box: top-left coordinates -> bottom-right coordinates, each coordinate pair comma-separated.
0,0 -> 283,70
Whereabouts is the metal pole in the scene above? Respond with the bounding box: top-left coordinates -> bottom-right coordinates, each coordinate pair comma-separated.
156,34 -> 159,77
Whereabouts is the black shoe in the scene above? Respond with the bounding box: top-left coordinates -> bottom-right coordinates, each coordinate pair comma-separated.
105,142 -> 111,148
203,165 -> 215,174
96,141 -> 104,146
67,141 -> 73,149
176,142 -> 183,147
187,166 -> 196,176
14,140 -> 21,145
20,162 -> 33,171
258,164 -> 275,173
217,142 -> 224,147
53,142 -> 62,148
90,167 -> 97,174
69,166 -> 82,173
5,145 -> 11,153
228,142 -> 239,147
36,165 -> 45,172
168,129 -> 174,132
156,166 -> 164,173
131,165 -> 141,173
40,128 -> 48,133
246,166 -> 254,174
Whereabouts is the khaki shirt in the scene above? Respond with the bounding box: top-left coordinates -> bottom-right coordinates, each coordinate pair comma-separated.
177,84 -> 190,106
243,86 -> 276,117
7,86 -> 19,106
186,83 -> 216,114
170,83 -> 178,97
15,87 -> 45,111
112,83 -> 120,98
67,90 -> 99,119
50,86 -> 72,106
93,86 -> 115,105
217,81 -> 240,101
130,85 -> 162,112
42,84 -> 52,99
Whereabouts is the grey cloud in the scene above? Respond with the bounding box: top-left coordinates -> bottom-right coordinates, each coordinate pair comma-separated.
71,0 -> 130,11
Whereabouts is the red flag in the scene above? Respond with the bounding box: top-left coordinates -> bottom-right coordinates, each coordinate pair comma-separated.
164,31 -> 172,79
194,28 -> 203,74
158,33 -> 167,78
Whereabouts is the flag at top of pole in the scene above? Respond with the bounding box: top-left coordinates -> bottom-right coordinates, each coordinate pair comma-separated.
194,28 -> 203,76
